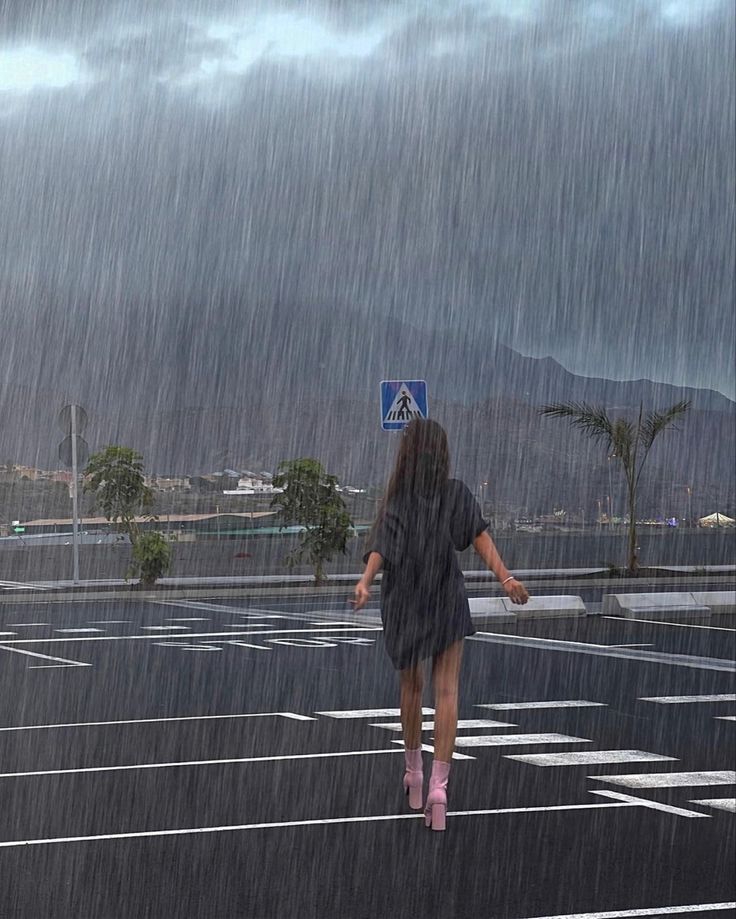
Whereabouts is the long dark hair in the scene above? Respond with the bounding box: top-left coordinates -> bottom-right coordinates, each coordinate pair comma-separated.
365,419 -> 451,555
383,418 -> 450,505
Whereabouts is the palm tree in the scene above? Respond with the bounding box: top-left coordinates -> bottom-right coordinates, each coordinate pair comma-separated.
539,401 -> 690,575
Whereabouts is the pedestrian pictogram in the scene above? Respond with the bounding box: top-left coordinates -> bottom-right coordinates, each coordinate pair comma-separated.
380,380 -> 428,431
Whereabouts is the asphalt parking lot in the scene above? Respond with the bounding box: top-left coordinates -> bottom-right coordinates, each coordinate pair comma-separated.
0,594 -> 734,918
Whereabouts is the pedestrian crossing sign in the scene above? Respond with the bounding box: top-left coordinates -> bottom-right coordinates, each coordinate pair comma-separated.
380,380 -> 429,431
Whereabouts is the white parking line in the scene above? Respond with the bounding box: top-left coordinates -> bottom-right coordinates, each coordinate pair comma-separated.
0,801 -> 639,850
690,798 -> 736,813
0,747 -> 407,779
371,719 -> 516,731
317,708 -> 434,719
478,701 -> 606,711
521,901 -> 736,918
0,712 -> 316,733
0,645 -> 90,669
469,632 -> 735,673
0,626 -> 383,645
454,733 -> 591,748
602,615 -> 736,633
588,790 -> 709,819
639,694 -> 736,704
389,741 -> 474,761
589,771 -> 736,788
506,751 -> 677,767
55,628 -> 104,634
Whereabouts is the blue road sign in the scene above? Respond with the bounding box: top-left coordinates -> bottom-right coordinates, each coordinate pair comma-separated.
380,380 -> 429,431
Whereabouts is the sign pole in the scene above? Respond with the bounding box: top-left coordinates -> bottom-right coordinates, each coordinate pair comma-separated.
71,404 -> 80,584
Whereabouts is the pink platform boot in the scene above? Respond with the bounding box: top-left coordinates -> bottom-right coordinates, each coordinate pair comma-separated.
424,760 -> 450,831
403,747 -> 424,810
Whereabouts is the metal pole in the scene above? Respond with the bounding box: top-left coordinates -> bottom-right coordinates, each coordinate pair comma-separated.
70,405 -> 80,584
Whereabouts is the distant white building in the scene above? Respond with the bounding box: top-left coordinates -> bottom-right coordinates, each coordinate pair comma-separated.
223,471 -> 283,496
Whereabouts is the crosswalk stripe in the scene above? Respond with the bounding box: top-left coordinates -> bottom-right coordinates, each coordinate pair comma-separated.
589,790 -> 709,819
371,719 -> 515,731
454,733 -> 590,748
589,771 -> 736,789
690,798 -> 736,813
389,740 -> 474,761
506,750 -> 677,767
477,700 -> 605,711
639,694 -> 736,704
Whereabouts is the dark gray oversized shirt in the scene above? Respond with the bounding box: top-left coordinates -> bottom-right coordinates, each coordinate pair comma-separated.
364,478 -> 488,670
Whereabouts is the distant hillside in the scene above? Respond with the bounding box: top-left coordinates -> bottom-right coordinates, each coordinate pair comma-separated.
0,298 -> 733,516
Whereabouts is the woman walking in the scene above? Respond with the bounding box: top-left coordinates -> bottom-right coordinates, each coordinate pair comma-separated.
352,419 -> 528,831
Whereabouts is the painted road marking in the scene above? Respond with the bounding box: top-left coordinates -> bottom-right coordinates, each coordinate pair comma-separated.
478,700 -> 606,711
317,708 -> 435,719
602,615 -> 736,633
0,626 -> 383,645
469,632 -> 735,673
639,694 -> 736,704
314,708 -> 434,718
690,798 -> 736,813
89,620 -> 130,625
153,601 -> 287,619
7,623 -> 49,627
371,719 -> 515,731
454,733 -> 591,748
389,741 -> 474,761
716,716 -> 736,722
588,790 -> 709,819
142,625 -> 191,631
0,645 -> 91,669
0,580 -> 48,590
0,631 -> 17,636
55,628 -> 105,634
589,771 -> 736,789
156,644 -> 222,651
521,901 -> 736,917
0,712 -> 316,733
165,618 -> 210,622
227,641 -> 272,651
0,802 -> 640,850
0,748 -> 408,779
506,751 -> 678,767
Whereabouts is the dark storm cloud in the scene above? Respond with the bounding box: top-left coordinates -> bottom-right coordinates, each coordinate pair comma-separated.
0,0 -> 734,400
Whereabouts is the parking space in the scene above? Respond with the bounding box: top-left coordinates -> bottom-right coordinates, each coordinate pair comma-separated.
0,596 -> 734,918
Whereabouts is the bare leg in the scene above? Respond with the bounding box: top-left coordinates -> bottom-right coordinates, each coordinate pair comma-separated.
399,664 -> 424,750
431,640 -> 464,762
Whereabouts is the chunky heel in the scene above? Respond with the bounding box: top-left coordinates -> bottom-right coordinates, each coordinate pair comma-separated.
406,782 -> 423,810
403,747 -> 424,811
429,803 -> 446,831
424,760 -> 450,832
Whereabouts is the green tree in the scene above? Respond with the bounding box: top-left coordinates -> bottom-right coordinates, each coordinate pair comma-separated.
271,458 -> 353,584
539,401 -> 690,575
84,446 -> 170,585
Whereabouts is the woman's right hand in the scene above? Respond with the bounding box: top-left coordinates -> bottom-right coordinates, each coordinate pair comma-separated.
504,578 -> 529,605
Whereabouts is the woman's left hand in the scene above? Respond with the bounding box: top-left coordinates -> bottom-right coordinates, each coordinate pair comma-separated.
504,578 -> 529,605
351,581 -> 371,611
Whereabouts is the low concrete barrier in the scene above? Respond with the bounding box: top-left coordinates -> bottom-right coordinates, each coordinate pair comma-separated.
602,590 -> 736,618
469,595 -> 586,623
691,592 -> 736,615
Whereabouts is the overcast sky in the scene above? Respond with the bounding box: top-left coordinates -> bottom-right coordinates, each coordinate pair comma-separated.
1,0 -> 734,399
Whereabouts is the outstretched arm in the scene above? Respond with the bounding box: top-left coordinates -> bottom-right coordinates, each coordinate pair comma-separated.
352,551 -> 383,610
472,531 -> 529,604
